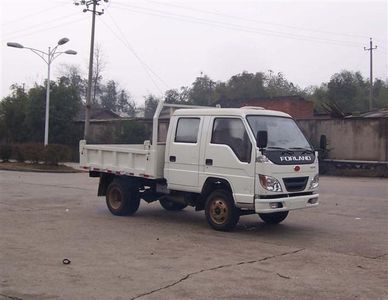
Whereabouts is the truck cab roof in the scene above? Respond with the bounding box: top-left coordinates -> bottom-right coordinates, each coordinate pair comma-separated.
172,107 -> 292,118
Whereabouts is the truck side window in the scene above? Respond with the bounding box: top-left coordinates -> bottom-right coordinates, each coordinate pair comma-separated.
175,118 -> 200,143
211,118 -> 252,163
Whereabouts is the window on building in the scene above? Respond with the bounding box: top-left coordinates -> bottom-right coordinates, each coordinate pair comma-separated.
175,118 -> 200,143
211,118 -> 252,163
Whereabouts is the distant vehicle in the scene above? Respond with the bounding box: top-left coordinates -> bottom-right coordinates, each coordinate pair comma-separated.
80,102 -> 319,231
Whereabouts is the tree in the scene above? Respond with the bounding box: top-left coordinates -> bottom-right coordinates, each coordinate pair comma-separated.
49,77 -> 83,144
25,83 -> 46,142
100,80 -> 118,111
7,77 -> 82,145
92,44 -> 106,106
117,89 -> 136,117
310,70 -> 388,113
164,87 -> 190,104
0,84 -> 29,143
214,71 -> 267,106
144,94 -> 160,118
372,79 -> 388,109
58,64 -> 87,100
310,84 -> 329,112
326,71 -> 368,112
23,79 -> 82,144
188,74 -> 216,106
265,70 -> 301,97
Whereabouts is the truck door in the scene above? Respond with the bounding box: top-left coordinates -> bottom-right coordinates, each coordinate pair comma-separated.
201,117 -> 255,205
165,117 -> 202,190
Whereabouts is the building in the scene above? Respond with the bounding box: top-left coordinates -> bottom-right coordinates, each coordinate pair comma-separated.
75,106 -> 122,122
216,96 -> 314,119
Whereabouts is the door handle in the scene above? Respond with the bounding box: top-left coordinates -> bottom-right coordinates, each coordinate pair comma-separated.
205,159 -> 213,166
170,155 -> 176,162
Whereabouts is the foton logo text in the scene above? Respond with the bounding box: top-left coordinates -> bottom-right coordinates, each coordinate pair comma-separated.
280,156 -> 312,162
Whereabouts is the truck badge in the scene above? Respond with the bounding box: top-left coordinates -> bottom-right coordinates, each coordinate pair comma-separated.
280,155 -> 312,162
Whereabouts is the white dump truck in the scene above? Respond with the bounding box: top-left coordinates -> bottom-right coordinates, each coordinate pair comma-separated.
80,102 -> 319,231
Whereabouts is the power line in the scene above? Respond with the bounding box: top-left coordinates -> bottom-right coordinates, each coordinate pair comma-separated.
3,14 -> 85,39
154,2 -> 385,49
2,17 -> 87,41
100,18 -> 162,93
99,15 -> 166,94
143,0 -> 374,41
110,2 -> 363,48
105,11 -> 170,90
112,1 -> 364,46
1,4 -> 65,26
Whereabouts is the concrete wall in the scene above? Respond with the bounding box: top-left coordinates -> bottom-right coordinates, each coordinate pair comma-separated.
297,118 -> 388,162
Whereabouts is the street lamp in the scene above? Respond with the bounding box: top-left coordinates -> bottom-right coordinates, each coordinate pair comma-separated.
7,38 -> 77,146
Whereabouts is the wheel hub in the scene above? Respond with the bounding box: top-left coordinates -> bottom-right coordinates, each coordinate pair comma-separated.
108,188 -> 122,210
210,198 -> 228,225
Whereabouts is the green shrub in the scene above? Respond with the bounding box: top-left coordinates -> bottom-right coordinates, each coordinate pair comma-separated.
43,144 -> 71,165
0,144 -> 12,162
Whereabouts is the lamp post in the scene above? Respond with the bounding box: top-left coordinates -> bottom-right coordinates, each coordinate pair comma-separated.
7,38 -> 77,146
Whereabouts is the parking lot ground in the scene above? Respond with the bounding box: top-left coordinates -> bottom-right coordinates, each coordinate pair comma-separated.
1,171 -> 387,300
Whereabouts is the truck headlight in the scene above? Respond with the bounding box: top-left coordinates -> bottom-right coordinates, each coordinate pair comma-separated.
309,174 -> 319,189
259,174 -> 282,192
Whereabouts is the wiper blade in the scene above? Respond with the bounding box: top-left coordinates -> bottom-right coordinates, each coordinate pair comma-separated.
267,146 -> 287,150
266,146 -> 294,155
288,147 -> 314,154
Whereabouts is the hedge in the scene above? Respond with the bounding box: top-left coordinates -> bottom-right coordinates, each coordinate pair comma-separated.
0,143 -> 72,165
0,144 -> 12,162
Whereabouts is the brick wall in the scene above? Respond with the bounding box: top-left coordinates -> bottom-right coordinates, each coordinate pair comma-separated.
242,97 -> 314,119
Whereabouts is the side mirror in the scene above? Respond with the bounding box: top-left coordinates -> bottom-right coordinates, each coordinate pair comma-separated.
256,130 -> 268,149
319,134 -> 327,150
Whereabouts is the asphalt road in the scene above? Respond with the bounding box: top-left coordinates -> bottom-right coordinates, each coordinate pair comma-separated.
1,171 -> 387,300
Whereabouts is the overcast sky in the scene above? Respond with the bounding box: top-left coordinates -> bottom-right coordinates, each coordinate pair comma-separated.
1,0 -> 387,105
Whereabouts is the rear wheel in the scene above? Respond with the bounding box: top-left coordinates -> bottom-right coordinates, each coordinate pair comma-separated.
259,211 -> 289,224
205,190 -> 240,231
106,178 -> 140,216
159,197 -> 187,211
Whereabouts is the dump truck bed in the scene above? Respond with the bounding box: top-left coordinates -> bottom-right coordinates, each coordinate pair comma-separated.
79,140 -> 166,179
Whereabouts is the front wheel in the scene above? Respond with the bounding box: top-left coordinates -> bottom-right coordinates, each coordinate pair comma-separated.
205,190 -> 240,231
258,211 -> 289,224
106,179 -> 140,216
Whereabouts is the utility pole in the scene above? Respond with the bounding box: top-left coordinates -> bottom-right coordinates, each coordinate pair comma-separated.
74,0 -> 107,142
364,37 -> 377,111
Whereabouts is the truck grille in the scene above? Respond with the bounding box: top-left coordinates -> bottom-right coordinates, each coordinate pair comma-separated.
283,177 -> 308,192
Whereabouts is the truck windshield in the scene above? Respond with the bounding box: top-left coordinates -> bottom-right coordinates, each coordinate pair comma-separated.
246,115 -> 312,150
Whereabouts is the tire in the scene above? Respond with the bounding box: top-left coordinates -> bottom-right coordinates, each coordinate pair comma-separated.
106,178 -> 140,216
159,198 -> 187,211
205,190 -> 240,231
258,211 -> 289,224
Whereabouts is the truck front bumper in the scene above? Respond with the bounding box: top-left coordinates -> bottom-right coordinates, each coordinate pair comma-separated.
254,193 -> 319,213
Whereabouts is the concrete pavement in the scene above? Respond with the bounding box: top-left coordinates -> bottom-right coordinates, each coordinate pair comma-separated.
1,171 -> 387,299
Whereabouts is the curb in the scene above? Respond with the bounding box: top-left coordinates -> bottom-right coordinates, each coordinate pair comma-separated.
0,166 -> 85,173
